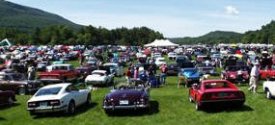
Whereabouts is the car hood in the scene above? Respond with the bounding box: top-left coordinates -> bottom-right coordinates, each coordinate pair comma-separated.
86,75 -> 106,80
183,71 -> 200,78
226,71 -> 248,75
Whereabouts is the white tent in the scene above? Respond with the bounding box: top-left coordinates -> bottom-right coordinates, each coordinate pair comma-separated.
0,38 -> 12,47
144,39 -> 179,47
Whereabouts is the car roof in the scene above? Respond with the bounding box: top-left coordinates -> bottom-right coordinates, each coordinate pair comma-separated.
41,83 -> 71,89
52,64 -> 72,66
92,70 -> 107,73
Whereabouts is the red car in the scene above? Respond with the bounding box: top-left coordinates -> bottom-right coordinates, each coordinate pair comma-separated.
259,66 -> 275,80
189,80 -> 245,110
38,64 -> 79,83
221,66 -> 250,83
0,90 -> 16,106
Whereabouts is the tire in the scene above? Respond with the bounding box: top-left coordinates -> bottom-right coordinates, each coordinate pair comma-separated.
104,109 -> 113,115
18,87 -> 27,95
7,97 -> 14,105
195,102 -> 201,111
267,90 -> 272,99
67,101 -> 76,115
86,94 -> 91,106
29,111 -> 36,116
189,96 -> 193,103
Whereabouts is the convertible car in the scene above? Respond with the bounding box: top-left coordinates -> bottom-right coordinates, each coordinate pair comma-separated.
221,66 -> 250,83
189,80 -> 245,110
0,90 -> 16,106
27,83 -> 91,115
103,85 -> 150,114
179,68 -> 201,87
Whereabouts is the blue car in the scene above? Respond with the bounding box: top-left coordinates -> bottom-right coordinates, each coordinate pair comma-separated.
179,68 -> 202,87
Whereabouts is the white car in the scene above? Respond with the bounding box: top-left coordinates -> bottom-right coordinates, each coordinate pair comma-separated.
168,52 -> 177,60
85,70 -> 114,85
27,83 -> 91,115
155,57 -> 166,67
263,81 -> 275,99
103,63 -> 124,76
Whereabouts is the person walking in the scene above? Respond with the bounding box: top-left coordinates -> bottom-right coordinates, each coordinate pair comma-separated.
160,64 -> 168,85
248,62 -> 260,93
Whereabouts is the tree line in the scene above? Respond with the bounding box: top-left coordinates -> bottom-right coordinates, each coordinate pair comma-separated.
0,25 -> 164,46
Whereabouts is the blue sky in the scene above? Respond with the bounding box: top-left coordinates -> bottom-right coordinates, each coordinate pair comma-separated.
7,0 -> 275,37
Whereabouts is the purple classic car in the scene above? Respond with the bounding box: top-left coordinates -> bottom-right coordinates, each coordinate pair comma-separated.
0,90 -> 16,106
103,85 -> 150,113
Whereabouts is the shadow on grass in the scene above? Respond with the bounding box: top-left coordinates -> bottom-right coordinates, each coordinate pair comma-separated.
0,103 -> 20,110
203,105 -> 253,113
32,102 -> 98,119
106,100 -> 159,117
0,117 -> 6,121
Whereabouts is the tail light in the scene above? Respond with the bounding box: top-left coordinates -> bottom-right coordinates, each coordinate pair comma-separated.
49,100 -> 60,106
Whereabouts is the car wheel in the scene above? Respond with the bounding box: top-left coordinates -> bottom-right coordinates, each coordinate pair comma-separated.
18,87 -> 26,95
29,111 -> 36,116
267,90 -> 272,99
67,101 -> 76,115
189,96 -> 193,103
86,94 -> 91,106
195,102 -> 201,111
7,97 -> 14,105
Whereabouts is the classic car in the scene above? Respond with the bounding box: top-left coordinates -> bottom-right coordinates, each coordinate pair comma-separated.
263,80 -> 275,99
36,61 -> 50,72
196,62 -> 217,76
221,66 -> 250,83
103,85 -> 150,113
0,90 -> 16,106
176,55 -> 194,68
179,68 -> 201,87
85,70 -> 114,86
189,80 -> 245,110
0,72 -> 42,95
103,63 -> 124,77
259,65 -> 275,80
166,63 -> 180,76
155,57 -> 166,67
38,64 -> 79,83
27,83 -> 91,115
76,65 -> 96,80
168,52 -> 177,60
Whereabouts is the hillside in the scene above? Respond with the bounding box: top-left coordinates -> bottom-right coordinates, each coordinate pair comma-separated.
0,0 -> 81,31
242,20 -> 275,44
170,31 -> 242,44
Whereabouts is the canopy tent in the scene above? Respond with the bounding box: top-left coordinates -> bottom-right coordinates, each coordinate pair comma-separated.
144,39 -> 179,47
0,38 -> 12,47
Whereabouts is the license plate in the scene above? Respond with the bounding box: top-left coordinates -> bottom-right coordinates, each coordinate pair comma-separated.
40,102 -> 48,107
119,100 -> 129,105
218,93 -> 228,97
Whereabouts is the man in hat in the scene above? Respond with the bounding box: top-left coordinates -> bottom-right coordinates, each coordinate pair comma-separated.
248,62 -> 260,93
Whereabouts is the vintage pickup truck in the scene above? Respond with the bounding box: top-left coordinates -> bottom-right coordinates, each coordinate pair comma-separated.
38,64 -> 79,83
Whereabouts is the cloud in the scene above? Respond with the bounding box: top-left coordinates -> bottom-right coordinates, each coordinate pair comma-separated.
225,5 -> 239,15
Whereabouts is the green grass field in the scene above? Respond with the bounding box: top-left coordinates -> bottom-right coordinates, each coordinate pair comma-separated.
0,76 -> 274,125
1,60 -> 275,125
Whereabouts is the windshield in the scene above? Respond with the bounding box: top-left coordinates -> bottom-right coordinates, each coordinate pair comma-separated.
35,87 -> 62,96
92,72 -> 105,76
204,82 -> 229,89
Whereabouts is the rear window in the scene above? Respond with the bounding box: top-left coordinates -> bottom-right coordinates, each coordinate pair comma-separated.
204,82 -> 229,89
36,87 -> 62,96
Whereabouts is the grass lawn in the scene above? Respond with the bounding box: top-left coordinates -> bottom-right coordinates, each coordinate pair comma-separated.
0,76 -> 274,125
1,60 -> 274,125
